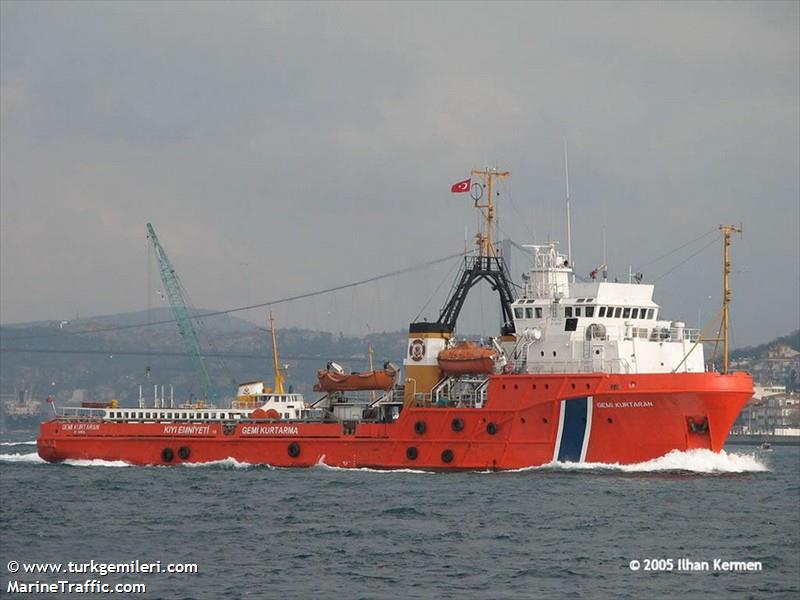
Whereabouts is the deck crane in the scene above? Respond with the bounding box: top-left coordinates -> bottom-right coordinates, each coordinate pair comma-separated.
146,223 -> 218,403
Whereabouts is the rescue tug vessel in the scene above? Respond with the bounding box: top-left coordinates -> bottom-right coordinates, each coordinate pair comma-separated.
38,168 -> 752,469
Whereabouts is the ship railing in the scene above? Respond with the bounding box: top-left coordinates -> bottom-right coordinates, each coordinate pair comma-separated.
413,393 -> 433,404
57,406 -> 108,420
647,327 -> 700,343
515,358 -> 631,374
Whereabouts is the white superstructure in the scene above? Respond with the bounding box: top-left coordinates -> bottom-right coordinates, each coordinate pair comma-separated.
504,244 -> 704,374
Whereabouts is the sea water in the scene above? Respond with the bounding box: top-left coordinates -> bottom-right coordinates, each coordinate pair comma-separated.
1,438 -> 797,599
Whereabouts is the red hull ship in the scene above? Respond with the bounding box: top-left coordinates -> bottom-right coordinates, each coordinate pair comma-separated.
37,169 -> 752,470
38,372 -> 750,469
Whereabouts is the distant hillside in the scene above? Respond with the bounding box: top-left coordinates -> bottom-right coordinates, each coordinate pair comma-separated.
0,312 -> 410,406
2,307 -> 261,335
730,330 -> 800,360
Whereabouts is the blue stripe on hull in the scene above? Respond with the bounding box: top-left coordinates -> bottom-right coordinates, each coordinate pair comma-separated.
557,397 -> 588,462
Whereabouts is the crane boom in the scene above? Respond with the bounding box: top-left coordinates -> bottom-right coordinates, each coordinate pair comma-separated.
146,223 -> 217,402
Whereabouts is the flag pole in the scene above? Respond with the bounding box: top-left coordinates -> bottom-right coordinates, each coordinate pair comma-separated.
563,139 -> 573,281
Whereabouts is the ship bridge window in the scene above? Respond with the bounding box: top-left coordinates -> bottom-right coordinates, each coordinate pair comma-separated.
565,307 -> 573,318
576,298 -> 585,303
632,308 -> 639,319
535,307 -> 543,318
514,308 -> 523,319
598,307 -> 606,317
525,307 -> 533,318
647,309 -> 655,319
575,307 -> 582,317
623,308 -> 631,318
585,306 -> 594,317
614,307 -> 622,318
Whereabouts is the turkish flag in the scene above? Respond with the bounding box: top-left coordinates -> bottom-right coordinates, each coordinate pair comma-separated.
451,178 -> 471,193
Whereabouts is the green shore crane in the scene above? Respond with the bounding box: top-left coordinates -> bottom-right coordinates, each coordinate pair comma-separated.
146,223 -> 218,403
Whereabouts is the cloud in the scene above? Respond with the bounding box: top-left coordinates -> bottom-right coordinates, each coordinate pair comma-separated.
1,1 -> 797,345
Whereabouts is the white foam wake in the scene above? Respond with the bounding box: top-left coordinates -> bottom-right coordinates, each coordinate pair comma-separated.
63,458 -> 132,468
0,440 -> 36,446
312,454 -> 433,474
526,449 -> 768,474
1,449 -> 769,473
180,457 -> 260,469
313,462 -> 434,475
0,452 -> 44,464
0,452 -> 131,467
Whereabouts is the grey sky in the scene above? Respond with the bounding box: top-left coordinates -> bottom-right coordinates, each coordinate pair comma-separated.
1,1 -> 798,347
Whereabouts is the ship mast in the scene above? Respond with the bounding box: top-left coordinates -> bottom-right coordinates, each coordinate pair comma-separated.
719,224 -> 742,374
563,140 -> 573,279
471,167 -> 510,256
368,344 -> 376,403
269,311 -> 285,394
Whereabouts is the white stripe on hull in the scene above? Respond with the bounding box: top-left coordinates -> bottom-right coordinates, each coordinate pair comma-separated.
580,396 -> 593,462
552,400 -> 566,463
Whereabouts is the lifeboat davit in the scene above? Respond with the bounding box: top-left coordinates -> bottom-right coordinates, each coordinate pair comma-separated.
437,341 -> 495,375
316,366 -> 397,392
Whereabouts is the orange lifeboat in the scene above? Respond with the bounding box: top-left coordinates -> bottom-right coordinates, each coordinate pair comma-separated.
315,365 -> 397,392
437,341 -> 495,375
